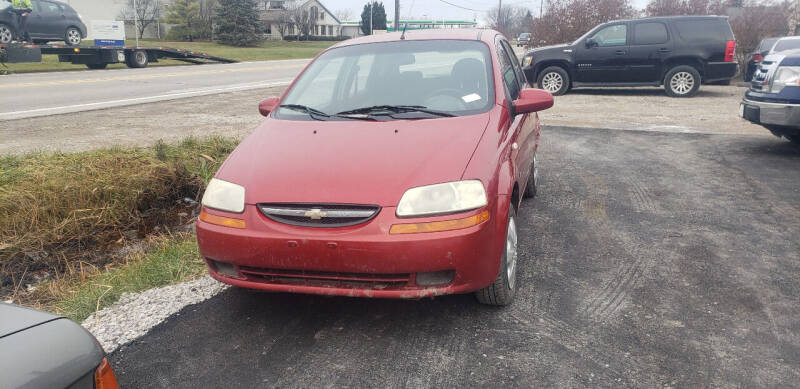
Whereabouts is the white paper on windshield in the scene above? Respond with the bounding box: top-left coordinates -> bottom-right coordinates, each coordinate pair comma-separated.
462,93 -> 481,103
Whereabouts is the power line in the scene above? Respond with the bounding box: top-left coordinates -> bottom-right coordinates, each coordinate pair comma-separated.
437,0 -> 488,12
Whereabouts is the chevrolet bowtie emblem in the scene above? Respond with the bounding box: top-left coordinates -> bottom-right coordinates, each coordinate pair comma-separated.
304,208 -> 327,220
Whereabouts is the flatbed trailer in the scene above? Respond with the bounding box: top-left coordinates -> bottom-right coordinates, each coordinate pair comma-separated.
0,43 -> 237,69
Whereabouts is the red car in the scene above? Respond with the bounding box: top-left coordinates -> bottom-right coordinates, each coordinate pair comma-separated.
196,29 -> 553,305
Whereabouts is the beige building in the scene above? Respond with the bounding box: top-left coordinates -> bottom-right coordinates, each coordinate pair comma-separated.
259,0 -> 342,39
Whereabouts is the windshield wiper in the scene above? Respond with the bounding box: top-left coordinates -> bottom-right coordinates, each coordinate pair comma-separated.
336,105 -> 455,118
279,104 -> 330,121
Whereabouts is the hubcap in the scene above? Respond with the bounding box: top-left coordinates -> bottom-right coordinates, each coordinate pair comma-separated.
0,26 -> 11,43
541,72 -> 563,93
506,216 -> 518,290
135,51 -> 147,64
670,71 -> 695,95
68,29 -> 80,44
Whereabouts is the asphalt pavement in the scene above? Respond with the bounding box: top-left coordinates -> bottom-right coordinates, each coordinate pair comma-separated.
0,59 -> 309,120
109,126 -> 800,387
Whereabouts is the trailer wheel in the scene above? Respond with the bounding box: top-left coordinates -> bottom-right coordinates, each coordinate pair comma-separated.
126,50 -> 149,68
86,63 -> 108,70
0,23 -> 12,44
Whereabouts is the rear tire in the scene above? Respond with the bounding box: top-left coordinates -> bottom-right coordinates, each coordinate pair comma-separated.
523,155 -> 538,199
65,27 -> 82,46
475,204 -> 519,306
537,66 -> 570,96
125,50 -> 149,68
86,63 -> 108,70
664,65 -> 700,97
0,23 -> 12,44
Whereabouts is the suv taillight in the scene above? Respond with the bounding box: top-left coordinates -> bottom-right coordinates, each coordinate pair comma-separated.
753,54 -> 763,62
725,41 -> 736,62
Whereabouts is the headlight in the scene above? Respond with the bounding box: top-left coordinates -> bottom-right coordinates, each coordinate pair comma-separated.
202,178 -> 245,213
396,180 -> 487,217
770,66 -> 800,94
522,55 -> 533,68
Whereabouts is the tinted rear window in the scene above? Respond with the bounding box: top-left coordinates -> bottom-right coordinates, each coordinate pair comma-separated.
634,22 -> 668,45
675,19 -> 733,43
773,39 -> 800,52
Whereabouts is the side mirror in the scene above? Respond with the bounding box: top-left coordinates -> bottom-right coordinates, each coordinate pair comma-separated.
586,38 -> 598,48
513,88 -> 554,114
259,97 -> 280,117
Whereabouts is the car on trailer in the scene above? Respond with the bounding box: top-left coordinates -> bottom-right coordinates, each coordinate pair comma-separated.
0,0 -> 86,45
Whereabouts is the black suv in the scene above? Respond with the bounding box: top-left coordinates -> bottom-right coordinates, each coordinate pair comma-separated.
521,16 -> 738,97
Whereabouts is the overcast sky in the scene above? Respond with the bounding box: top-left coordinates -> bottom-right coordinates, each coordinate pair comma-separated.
322,0 -> 651,22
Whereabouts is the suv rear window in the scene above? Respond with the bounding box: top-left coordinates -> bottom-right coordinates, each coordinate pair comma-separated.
634,22 -> 668,45
675,19 -> 733,43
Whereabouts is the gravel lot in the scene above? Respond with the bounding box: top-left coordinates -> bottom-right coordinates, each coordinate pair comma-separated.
108,126 -> 799,387
0,85 -> 770,155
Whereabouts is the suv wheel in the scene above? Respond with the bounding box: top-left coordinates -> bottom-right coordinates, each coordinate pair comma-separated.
537,66 -> 570,96
0,23 -> 12,44
65,27 -> 82,46
475,204 -> 519,306
664,66 -> 700,97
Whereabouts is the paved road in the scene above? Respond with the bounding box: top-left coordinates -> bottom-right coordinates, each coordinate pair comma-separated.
110,126 -> 800,387
0,59 -> 309,120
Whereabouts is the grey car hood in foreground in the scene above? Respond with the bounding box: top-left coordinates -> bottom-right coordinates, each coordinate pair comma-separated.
0,304 -> 104,389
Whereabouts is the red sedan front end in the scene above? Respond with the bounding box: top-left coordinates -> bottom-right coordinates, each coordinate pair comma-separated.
196,29 -> 553,305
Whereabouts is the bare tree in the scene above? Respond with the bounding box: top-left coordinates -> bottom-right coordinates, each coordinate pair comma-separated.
645,0 -> 728,16
530,0 -> 636,46
335,8 -> 353,21
119,0 -> 162,39
487,4 -> 529,37
729,2 -> 792,57
288,2 -> 314,39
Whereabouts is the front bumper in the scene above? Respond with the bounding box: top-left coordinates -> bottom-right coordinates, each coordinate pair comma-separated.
740,98 -> 800,128
196,198 -> 510,299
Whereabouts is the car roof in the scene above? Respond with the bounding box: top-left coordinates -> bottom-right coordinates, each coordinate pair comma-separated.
604,15 -> 728,24
331,28 -> 500,49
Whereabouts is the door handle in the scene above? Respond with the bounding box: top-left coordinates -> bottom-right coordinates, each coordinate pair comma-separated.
615,50 -> 626,55
658,48 -> 671,53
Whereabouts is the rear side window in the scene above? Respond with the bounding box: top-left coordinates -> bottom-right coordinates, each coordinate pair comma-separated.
675,19 -> 733,43
633,22 -> 668,45
773,39 -> 800,52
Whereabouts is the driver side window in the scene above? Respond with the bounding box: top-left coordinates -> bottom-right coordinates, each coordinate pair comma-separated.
591,25 -> 627,47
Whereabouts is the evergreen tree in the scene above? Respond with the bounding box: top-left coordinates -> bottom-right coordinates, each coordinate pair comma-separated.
214,0 -> 262,46
165,0 -> 200,41
360,2 -> 387,35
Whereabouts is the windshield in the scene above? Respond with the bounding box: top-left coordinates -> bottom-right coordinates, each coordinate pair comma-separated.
276,40 -> 494,121
773,39 -> 800,53
519,33 -> 531,38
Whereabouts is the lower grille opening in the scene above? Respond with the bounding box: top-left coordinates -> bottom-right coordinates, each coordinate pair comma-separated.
239,266 -> 411,290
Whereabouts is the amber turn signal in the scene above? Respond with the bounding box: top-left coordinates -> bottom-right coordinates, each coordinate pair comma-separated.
390,210 -> 490,234
94,357 -> 119,389
199,209 -> 246,229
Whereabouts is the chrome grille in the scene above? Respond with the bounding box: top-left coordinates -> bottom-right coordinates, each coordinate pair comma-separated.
258,203 -> 380,227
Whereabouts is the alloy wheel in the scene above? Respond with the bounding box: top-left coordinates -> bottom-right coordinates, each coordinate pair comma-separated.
0,25 -> 12,44
670,72 -> 695,95
67,29 -> 81,45
541,72 -> 563,93
505,216 -> 518,290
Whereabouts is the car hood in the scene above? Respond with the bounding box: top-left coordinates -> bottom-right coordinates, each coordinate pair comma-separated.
0,303 -> 60,338
529,43 -> 570,54
217,115 -> 491,207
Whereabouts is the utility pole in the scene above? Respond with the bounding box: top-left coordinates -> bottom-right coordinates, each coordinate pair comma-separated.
133,0 -> 139,46
540,0 -> 543,18
395,0 -> 400,32
498,0 -> 502,33
370,1 -> 373,35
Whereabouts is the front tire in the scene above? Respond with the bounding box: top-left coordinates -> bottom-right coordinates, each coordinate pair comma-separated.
0,23 -> 12,44
475,205 -> 519,306
664,65 -> 700,97
65,27 -> 82,46
537,66 -> 570,96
